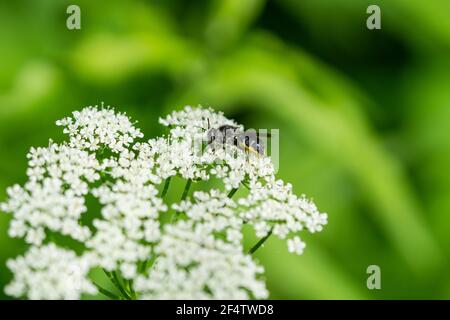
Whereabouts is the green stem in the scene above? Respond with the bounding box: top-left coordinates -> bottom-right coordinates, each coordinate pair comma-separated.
161,177 -> 172,198
103,269 -> 132,300
112,271 -> 133,300
139,260 -> 148,274
94,282 -> 121,300
227,188 -> 238,198
248,229 -> 273,255
172,179 -> 192,223
147,179 -> 172,274
241,180 -> 250,190
143,259 -> 151,272
127,279 -> 136,299
181,179 -> 192,200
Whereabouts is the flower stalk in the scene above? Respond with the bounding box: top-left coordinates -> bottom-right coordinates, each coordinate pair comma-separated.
103,269 -> 133,300
161,177 -> 171,198
248,229 -> 273,255
181,179 -> 192,201
227,188 -> 238,198
93,282 -> 120,300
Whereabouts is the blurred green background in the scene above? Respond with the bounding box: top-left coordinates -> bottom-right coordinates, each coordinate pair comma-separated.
1,0 -> 450,299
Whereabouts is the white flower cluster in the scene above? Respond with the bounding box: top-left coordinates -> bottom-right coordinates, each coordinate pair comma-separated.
135,220 -> 268,299
2,143 -> 99,245
158,106 -> 327,252
56,107 -> 143,153
238,179 -> 328,241
1,104 -> 327,300
158,106 -> 273,187
4,244 -> 96,299
172,190 -> 243,245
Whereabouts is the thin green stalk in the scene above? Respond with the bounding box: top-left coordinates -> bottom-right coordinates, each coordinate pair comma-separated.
140,178 -> 172,276
161,177 -> 172,198
172,179 -> 192,223
181,179 -> 192,200
241,180 -> 250,190
94,282 -> 121,300
112,271 -> 133,300
139,260 -> 148,274
127,279 -> 136,299
248,229 -> 273,255
143,259 -> 151,272
227,188 -> 238,198
103,269 -> 132,300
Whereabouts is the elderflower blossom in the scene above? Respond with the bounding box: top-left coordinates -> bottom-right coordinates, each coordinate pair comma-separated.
1,104 -> 327,300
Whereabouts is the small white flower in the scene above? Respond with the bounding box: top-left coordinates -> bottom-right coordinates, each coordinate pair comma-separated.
287,236 -> 306,255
